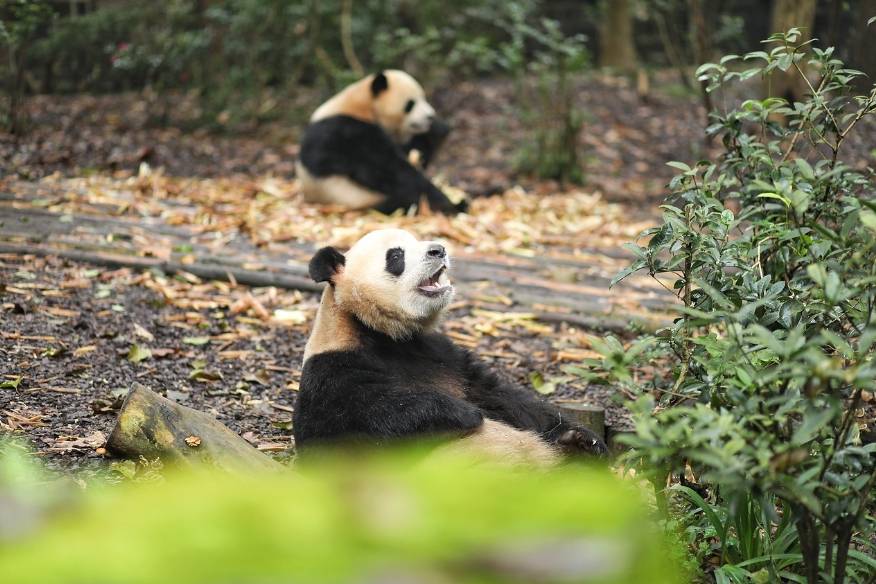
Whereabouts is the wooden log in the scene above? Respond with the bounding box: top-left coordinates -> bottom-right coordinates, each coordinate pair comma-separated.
556,403 -> 606,440
0,242 -> 323,292
107,385 -> 282,472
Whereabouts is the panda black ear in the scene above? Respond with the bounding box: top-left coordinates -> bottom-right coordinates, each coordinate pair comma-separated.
371,71 -> 388,96
309,246 -> 346,284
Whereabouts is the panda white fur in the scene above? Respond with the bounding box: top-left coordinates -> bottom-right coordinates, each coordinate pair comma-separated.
293,229 -> 607,466
296,71 -> 465,215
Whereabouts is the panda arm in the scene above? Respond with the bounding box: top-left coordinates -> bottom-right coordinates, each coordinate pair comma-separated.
334,123 -> 457,213
357,381 -> 485,438
455,345 -> 608,455
403,119 -> 450,169
295,353 -> 483,447
459,350 -> 567,439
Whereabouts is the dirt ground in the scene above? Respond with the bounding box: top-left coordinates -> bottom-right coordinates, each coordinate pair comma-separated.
1,74 -> 723,204
0,253 -> 632,474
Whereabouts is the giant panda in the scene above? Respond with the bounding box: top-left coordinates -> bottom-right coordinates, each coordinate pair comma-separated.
296,71 -> 466,215
293,229 -> 608,466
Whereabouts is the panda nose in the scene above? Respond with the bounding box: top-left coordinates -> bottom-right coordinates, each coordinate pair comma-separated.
427,244 -> 445,259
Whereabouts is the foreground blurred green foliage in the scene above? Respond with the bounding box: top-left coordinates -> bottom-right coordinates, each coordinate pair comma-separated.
0,441 -> 680,584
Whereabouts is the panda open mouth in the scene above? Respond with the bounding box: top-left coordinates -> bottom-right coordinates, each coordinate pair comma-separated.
417,266 -> 451,297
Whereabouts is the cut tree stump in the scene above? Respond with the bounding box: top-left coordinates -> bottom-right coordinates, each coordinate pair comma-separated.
107,385 -> 282,472
557,403 -> 606,440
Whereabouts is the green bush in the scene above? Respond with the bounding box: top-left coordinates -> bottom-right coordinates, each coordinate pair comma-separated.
0,0 -> 53,132
585,29 -> 876,583
510,16 -> 588,185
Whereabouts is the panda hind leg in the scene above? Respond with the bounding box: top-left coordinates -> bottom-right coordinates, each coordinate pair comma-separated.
297,163 -> 386,209
428,419 -> 561,468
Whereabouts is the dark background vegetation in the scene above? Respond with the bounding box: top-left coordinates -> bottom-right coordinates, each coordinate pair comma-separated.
2,0 -> 874,189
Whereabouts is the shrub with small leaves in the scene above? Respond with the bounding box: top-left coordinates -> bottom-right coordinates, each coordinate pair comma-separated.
594,29 -> 876,583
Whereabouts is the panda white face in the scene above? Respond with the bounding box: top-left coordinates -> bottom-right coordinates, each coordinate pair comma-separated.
372,71 -> 437,144
340,229 -> 453,326
399,97 -> 436,142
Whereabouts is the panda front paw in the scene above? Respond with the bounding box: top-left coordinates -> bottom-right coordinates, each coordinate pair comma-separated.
458,407 -> 484,431
453,199 -> 470,214
557,426 -> 608,458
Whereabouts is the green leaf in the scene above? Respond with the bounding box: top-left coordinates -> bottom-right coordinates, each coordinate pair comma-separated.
182,336 -> 211,346
0,376 -> 22,389
127,344 -> 152,363
672,485 -> 729,549
806,264 -> 827,286
757,192 -> 790,207
529,371 -> 556,395
666,161 -> 692,173
744,50 -> 769,62
792,405 -> 838,445
820,329 -> 854,358
859,209 -> 876,233
824,271 -> 841,302
610,259 -> 645,288
41,347 -> 66,359
848,549 -> 876,571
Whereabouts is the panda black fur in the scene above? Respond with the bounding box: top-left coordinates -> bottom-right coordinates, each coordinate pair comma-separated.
403,117 -> 450,169
297,71 -> 465,215
293,229 -> 607,466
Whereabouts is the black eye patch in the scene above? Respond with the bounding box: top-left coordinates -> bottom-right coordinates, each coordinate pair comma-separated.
404,99 -> 415,113
385,247 -> 405,276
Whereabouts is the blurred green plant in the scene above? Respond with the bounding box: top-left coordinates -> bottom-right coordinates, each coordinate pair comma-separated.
577,29 -> 876,583
0,441 -> 682,584
8,0 -> 593,133
509,15 -> 589,185
0,0 -> 52,132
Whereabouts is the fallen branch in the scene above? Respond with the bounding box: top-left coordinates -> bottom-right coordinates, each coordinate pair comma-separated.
0,243 -> 322,292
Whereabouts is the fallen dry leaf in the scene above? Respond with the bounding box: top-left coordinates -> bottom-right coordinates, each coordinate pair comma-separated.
73,345 -> 97,357
133,323 -> 155,342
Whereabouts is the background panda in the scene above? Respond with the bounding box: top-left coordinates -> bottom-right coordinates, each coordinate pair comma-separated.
296,71 -> 466,215
293,229 -> 607,466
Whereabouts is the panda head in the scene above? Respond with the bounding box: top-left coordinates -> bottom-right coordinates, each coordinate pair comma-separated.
309,229 -> 453,339
370,70 -> 437,144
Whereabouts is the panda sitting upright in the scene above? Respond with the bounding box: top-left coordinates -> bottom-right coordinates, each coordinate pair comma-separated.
297,71 -> 465,215
293,229 -> 607,466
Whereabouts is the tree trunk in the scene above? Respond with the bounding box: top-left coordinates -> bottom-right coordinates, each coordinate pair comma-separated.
599,0 -> 637,71
767,0 -> 817,103
851,0 -> 876,91
688,0 -> 714,131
